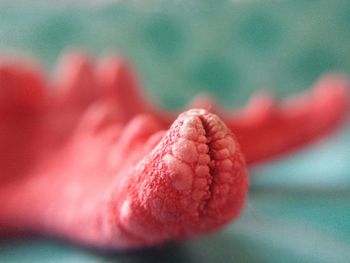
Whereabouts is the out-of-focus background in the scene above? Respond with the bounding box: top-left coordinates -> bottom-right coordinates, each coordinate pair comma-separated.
0,1 -> 349,262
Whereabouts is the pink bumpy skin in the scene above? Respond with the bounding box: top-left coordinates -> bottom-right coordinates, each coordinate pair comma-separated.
0,52 -> 348,250
116,110 -> 248,247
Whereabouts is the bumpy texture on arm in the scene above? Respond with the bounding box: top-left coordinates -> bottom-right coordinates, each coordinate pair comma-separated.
0,52 -> 348,249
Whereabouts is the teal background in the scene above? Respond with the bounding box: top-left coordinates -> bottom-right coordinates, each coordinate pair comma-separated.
0,0 -> 349,262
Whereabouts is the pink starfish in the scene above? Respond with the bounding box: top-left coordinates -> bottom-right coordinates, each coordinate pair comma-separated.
0,52 -> 348,249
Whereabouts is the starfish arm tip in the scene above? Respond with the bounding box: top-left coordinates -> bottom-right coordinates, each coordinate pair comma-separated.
113,109 -> 249,247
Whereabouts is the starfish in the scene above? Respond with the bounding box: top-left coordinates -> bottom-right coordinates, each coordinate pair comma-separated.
0,52 -> 348,250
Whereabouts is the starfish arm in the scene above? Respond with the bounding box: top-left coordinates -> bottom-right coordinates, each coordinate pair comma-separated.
225,75 -> 349,164
114,109 -> 248,248
53,52 -> 100,111
98,57 -> 349,164
0,107 -> 160,246
0,63 -> 48,180
96,56 -> 155,122
0,52 -> 348,250
0,109 -> 248,249
0,62 -> 48,117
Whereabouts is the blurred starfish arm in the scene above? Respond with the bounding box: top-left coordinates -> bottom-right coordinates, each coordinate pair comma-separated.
224,75 -> 349,164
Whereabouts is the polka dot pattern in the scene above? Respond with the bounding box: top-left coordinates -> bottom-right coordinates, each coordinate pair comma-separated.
0,0 -> 349,108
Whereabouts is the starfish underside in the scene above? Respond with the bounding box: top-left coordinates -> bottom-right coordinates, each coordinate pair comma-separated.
0,52 -> 348,249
